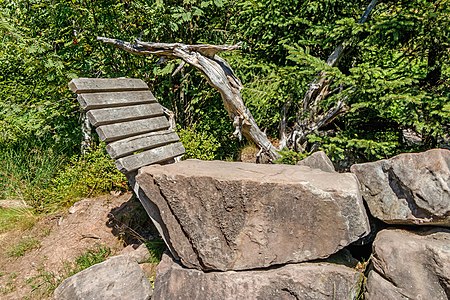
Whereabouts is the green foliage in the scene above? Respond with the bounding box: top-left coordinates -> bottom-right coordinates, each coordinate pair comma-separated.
0,208 -> 36,234
274,149 -> 309,165
0,142 -> 127,213
0,142 -> 67,204
144,239 -> 167,264
68,246 -> 111,276
231,0 -> 449,161
178,125 -> 221,160
45,144 -> 128,212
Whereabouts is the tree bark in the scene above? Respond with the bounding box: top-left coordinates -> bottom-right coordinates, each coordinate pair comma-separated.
98,37 -> 280,161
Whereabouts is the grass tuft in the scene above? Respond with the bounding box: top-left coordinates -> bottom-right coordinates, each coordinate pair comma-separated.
7,237 -> 41,257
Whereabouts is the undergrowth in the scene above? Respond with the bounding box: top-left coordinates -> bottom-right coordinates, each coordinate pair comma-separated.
0,143 -> 128,214
0,208 -> 36,234
7,237 -> 41,258
144,239 -> 166,264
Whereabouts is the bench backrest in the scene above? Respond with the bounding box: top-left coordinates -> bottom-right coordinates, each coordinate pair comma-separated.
69,78 -> 185,174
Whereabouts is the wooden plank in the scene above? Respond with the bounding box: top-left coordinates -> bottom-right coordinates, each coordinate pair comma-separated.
69,78 -> 148,93
115,142 -> 185,173
96,116 -> 171,142
77,90 -> 156,110
87,103 -> 164,126
106,130 -> 180,159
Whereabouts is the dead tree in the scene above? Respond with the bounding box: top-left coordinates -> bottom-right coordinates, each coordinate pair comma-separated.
284,0 -> 379,151
98,38 -> 280,161
98,0 -> 379,161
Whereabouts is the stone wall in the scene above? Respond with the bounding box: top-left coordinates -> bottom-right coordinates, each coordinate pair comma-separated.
55,149 -> 450,299
138,149 -> 449,300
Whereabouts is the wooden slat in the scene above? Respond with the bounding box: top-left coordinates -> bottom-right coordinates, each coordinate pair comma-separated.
77,90 -> 156,110
106,130 -> 180,159
115,142 -> 185,173
96,116 -> 171,142
87,103 -> 164,126
69,78 -> 149,93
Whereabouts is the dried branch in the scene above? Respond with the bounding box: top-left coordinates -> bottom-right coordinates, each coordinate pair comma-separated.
98,37 -> 280,161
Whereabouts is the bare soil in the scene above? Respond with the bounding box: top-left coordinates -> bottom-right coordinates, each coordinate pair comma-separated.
0,192 -> 158,299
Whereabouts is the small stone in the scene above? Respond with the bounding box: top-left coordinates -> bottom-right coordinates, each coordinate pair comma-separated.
297,151 -> 336,172
120,243 -> 151,264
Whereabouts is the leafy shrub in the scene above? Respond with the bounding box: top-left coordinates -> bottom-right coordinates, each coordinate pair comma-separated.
178,125 -> 221,160
45,144 -> 128,212
274,149 -> 309,165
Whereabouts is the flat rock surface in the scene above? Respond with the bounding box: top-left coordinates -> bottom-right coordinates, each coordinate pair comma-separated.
153,253 -> 363,300
54,256 -> 152,300
137,159 -> 369,271
366,228 -> 450,300
351,149 -> 450,226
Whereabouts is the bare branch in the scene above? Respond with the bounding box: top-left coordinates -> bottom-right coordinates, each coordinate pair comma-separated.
98,36 -> 280,161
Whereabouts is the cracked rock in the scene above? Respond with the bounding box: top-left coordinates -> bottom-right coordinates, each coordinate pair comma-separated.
351,149 -> 450,226
366,228 -> 450,300
136,159 -> 369,271
153,253 -> 363,300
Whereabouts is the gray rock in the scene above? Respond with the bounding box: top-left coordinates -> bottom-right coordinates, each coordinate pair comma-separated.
153,253 -> 364,300
351,149 -> 450,226
297,151 -> 336,172
120,243 -> 151,264
54,256 -> 152,300
136,159 -> 369,271
366,228 -> 450,300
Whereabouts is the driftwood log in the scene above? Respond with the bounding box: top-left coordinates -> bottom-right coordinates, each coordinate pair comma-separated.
98,37 -> 280,161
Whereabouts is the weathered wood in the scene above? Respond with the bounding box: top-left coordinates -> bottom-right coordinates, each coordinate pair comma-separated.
106,130 -> 180,159
77,90 -> 156,110
96,116 -> 171,142
116,142 -> 185,173
69,78 -> 148,93
98,37 -> 281,162
87,103 -> 164,126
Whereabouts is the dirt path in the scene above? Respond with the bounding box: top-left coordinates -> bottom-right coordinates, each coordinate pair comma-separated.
0,192 -> 156,299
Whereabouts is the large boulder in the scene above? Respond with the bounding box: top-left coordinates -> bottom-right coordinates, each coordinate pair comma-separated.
366,228 -> 450,300
153,253 -> 363,300
351,149 -> 450,226
54,256 -> 152,300
136,159 -> 369,271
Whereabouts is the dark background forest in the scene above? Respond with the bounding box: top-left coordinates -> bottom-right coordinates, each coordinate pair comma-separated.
1,0 -> 449,211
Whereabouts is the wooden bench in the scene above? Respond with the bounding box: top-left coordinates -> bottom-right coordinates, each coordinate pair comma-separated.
68,78 -> 185,174
69,78 -> 185,256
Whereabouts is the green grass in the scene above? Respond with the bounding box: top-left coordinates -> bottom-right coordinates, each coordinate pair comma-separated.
7,237 -> 41,257
67,245 -> 111,276
0,207 -> 36,234
0,143 -> 128,213
144,239 -> 166,263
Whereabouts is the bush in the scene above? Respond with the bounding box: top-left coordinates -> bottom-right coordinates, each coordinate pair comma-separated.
46,144 -> 128,212
178,125 -> 221,160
